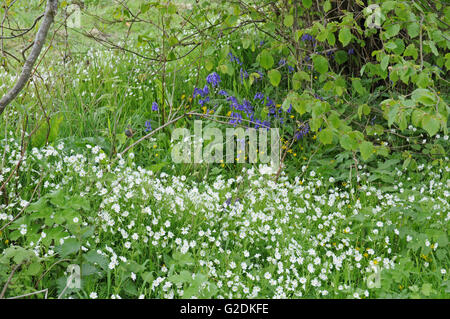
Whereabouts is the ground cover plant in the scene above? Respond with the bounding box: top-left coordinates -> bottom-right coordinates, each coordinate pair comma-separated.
0,0 -> 448,299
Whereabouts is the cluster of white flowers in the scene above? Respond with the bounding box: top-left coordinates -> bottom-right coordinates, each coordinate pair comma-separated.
0,138 -> 448,299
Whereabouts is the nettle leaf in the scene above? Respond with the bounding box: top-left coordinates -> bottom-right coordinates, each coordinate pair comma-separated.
259,49 -> 274,70
312,55 -> 329,74
421,115 -> 440,137
360,141 -> 374,161
338,27 -> 352,46
268,69 -> 281,87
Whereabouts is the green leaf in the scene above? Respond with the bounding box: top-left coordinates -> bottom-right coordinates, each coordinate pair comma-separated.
57,238 -> 81,257
384,24 -> 400,38
284,14 -> 294,27
323,0 -> 332,12
352,78 -> 366,95
380,54 -> 390,71
407,22 -> 420,38
312,55 -> 329,74
338,27 -> 352,46
360,141 -> 374,161
412,88 -> 436,106
26,262 -> 42,276
334,50 -> 348,65
421,115 -> 440,137
404,44 -> 418,60
318,128 -> 333,145
357,104 -> 370,119
268,69 -> 282,87
302,0 -> 312,9
292,71 -> 308,90
260,50 -> 274,70
339,134 -> 358,151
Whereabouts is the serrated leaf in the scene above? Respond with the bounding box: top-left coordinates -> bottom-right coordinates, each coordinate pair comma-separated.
339,27 -> 352,46
312,55 -> 329,74
268,69 -> 281,87
421,115 -> 440,137
318,128 -> 333,145
259,50 -> 274,70
284,14 -> 294,27
360,141 -> 374,161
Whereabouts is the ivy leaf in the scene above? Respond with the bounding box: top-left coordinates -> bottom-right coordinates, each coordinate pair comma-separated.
259,50 -> 274,70
268,69 -> 281,87
312,55 -> 329,74
338,27 -> 352,46
421,115 -> 440,137
360,141 -> 374,161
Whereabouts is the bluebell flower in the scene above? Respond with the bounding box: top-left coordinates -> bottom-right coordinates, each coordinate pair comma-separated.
259,40 -> 264,46
348,48 -> 354,55
218,90 -> 228,96
229,112 -> 243,126
145,121 -> 152,132
261,120 -> 270,130
199,96 -> 210,106
206,72 -> 221,87
193,87 -> 207,98
254,92 -> 264,101
203,85 -> 209,96
287,104 -> 292,113
279,58 -> 286,66
288,65 -> 294,73
151,102 -> 159,111
301,33 -> 315,42
294,122 -> 310,140
266,97 -> 275,108
314,94 -> 324,101
240,68 -> 248,83
228,52 -> 242,65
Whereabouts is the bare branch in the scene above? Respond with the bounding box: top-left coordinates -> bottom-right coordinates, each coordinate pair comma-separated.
0,0 -> 58,116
